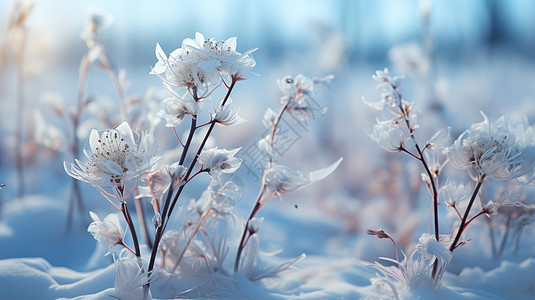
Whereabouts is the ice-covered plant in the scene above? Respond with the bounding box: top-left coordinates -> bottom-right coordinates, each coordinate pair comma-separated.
444,113 -> 535,251
364,68 -> 448,245
87,211 -> 132,255
368,230 -> 452,293
65,121 -> 159,257
234,74 -> 342,272
146,32 -> 256,285
365,68 -> 535,291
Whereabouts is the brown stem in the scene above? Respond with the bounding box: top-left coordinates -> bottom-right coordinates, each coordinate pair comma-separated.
449,175 -> 486,251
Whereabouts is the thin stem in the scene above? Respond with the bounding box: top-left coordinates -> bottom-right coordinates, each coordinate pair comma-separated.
147,80 -> 237,279
234,185 -> 266,272
173,127 -> 185,147
122,200 -> 141,257
166,79 -> 237,221
449,175 -> 486,252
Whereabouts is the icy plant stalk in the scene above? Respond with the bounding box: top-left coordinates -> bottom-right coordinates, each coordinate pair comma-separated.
234,74 -> 341,272
64,122 -> 159,257
445,113 -> 535,251
364,68 -> 448,242
147,32 -> 256,279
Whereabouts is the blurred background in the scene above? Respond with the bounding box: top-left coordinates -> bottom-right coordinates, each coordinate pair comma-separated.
0,0 -> 534,270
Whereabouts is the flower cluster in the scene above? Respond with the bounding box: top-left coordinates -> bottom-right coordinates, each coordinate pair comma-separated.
64,122 -> 159,186
151,32 -> 256,96
445,112 -> 535,182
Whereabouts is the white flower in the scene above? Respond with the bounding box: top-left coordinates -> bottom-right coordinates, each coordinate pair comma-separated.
247,217 -> 264,234
214,97 -> 246,127
158,95 -> 203,127
368,120 -> 407,152
372,234 -> 451,290
198,147 -> 242,178
151,41 -> 220,92
260,158 -> 342,205
87,211 -> 124,254
64,122 -> 159,186
114,255 -> 152,300
151,33 -> 256,94
186,32 -> 257,78
445,112 -> 535,181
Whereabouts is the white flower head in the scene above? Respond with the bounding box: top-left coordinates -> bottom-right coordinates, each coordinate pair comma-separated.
158,95 -> 203,127
136,167 -> 172,201
214,97 -> 246,127
368,119 -> 407,152
186,32 -> 257,78
260,158 -> 342,205
198,147 -> 242,178
373,233 -> 451,290
445,112 -> 535,181
87,211 -> 124,255
114,255 -> 152,300
151,33 -> 256,96
64,122 -> 159,186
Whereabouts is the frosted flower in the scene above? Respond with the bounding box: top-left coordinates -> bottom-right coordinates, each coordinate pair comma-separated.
368,120 -> 407,152
114,255 -> 152,300
185,32 -> 257,78
87,211 -> 124,254
260,158 -> 342,205
277,74 -> 331,121
214,97 -> 246,127
198,147 -> 242,178
441,178 -> 472,219
64,122 -> 159,186
151,33 -> 256,94
151,41 -> 220,92
158,96 -> 203,127
372,234 -> 451,290
445,112 -> 535,181
136,168 -> 171,201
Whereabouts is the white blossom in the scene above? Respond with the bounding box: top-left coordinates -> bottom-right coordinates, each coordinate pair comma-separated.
277,74 -> 331,121
158,95 -> 203,127
368,120 -> 407,152
214,97 -> 246,127
151,33 -> 256,94
64,122 -> 159,186
445,112 -> 535,181
186,32 -> 257,78
87,211 -> 124,254
114,255 -> 152,300
198,147 -> 242,178
372,234 -> 451,290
